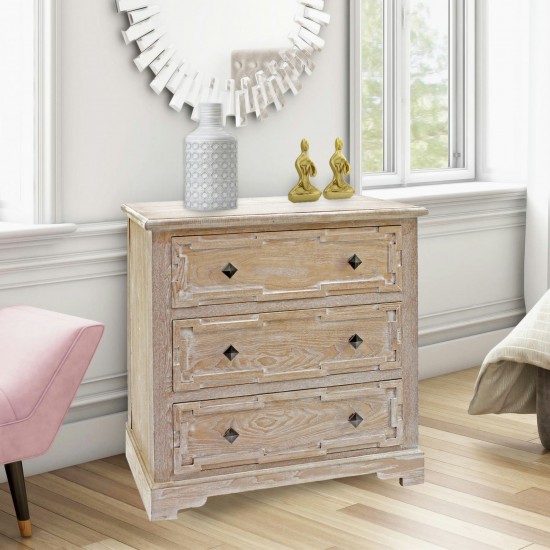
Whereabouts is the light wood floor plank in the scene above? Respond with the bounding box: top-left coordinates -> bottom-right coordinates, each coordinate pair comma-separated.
419,426 -> 543,464
0,368 -> 548,549
77,460 -> 139,489
179,508 -> 292,550
12,480 -> 196,550
0,507 -> 81,549
326,481 -> 528,549
420,416 -> 545,454
425,457 -> 528,493
406,480 -> 550,529
423,448 -> 550,492
243,483 -> 422,550
0,530 -> 27,549
339,503 -> 502,550
0,488 -> 113,547
192,492 -> 361,550
28,473 -> 221,550
52,466 -> 144,509
100,455 -> 131,470
425,469 -> 550,519
341,475 -> 550,546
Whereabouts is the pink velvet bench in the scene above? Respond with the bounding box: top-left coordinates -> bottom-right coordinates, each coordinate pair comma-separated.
0,306 -> 104,538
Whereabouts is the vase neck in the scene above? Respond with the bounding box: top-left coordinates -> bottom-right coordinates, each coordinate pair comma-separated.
199,103 -> 223,128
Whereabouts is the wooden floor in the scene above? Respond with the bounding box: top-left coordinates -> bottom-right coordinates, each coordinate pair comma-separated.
1,368 -> 549,550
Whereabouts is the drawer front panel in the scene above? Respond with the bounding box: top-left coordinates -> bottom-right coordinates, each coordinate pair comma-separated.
173,381 -> 403,474
173,304 -> 401,392
171,226 -> 402,308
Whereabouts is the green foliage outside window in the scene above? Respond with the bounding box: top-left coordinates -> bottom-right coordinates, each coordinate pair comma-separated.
361,0 -> 384,174
361,0 -> 450,174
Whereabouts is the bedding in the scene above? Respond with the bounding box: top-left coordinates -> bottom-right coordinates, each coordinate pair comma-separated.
468,289 -> 550,415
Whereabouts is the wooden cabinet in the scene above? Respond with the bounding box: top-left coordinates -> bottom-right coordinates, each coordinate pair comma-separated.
123,196 -> 427,521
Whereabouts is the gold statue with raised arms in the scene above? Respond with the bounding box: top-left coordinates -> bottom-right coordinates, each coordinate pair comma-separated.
323,137 -> 355,200
288,138 -> 321,203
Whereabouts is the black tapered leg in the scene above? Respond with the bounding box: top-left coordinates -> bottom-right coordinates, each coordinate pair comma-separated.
4,462 -> 32,537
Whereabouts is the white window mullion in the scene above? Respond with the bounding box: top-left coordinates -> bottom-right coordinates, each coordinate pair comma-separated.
350,0 -> 362,192
0,0 -> 57,224
361,0 -> 401,189
0,1 -> 35,222
449,0 -> 457,168
449,0 -> 466,169
36,0 -> 58,224
383,0 -> 396,173
464,0 -> 475,177
400,0 -> 411,185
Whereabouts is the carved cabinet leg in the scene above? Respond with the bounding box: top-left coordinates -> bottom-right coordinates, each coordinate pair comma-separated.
399,469 -> 425,487
536,367 -> 550,450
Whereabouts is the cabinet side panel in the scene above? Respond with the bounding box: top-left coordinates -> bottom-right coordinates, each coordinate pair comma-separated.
151,232 -> 178,482
401,219 -> 420,449
128,220 -> 154,471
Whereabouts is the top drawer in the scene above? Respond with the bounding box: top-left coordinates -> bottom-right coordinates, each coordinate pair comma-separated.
171,226 -> 402,308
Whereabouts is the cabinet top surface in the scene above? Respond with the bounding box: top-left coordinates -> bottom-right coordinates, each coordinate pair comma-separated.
122,196 -> 428,231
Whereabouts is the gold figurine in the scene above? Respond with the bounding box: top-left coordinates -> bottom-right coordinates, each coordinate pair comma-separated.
288,139 -> 321,203
323,137 -> 355,200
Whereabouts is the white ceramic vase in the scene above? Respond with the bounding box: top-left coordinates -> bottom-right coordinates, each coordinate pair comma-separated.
184,103 -> 238,211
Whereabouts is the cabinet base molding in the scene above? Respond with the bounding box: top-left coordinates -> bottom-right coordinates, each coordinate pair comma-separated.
126,427 -> 424,521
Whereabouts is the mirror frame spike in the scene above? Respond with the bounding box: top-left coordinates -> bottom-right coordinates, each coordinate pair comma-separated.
117,0 -> 330,125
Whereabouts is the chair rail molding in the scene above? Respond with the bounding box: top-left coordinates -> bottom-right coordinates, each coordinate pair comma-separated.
0,221 -> 127,289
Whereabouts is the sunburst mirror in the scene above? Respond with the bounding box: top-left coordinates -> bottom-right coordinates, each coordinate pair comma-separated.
115,0 -> 330,127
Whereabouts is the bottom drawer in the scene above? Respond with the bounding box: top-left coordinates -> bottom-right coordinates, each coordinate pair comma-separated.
173,380 -> 403,475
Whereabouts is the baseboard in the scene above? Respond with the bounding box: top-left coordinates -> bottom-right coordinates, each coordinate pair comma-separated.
0,412 -> 126,483
419,327 -> 513,380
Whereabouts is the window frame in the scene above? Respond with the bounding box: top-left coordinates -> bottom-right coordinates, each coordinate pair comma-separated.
0,0 -> 58,224
350,0 -> 476,191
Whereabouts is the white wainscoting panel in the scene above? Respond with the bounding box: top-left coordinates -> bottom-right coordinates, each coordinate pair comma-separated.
419,328 -> 513,381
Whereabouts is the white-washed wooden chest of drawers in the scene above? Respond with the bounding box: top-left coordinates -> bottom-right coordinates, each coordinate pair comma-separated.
122,196 -> 427,520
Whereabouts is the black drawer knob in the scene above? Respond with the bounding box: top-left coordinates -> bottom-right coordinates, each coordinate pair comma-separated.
222,263 -> 238,279
224,428 -> 239,444
349,412 -> 363,428
349,334 -> 363,349
348,254 -> 362,270
223,345 -> 239,360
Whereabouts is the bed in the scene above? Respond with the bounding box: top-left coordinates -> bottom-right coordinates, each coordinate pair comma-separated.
468,289 -> 550,449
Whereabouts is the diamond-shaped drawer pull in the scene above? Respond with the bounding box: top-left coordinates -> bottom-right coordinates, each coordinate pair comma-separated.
224,428 -> 239,444
223,345 -> 239,361
348,412 -> 363,428
222,263 -> 238,279
349,334 -> 363,349
348,254 -> 362,270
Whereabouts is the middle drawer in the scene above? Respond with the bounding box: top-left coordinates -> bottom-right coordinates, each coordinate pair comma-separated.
173,303 -> 401,392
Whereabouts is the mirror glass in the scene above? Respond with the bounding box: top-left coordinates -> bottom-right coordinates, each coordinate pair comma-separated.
157,0 -> 298,81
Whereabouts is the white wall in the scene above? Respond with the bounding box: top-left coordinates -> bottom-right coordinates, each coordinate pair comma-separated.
58,0 -> 349,223
476,0 -> 529,183
524,0 -> 550,310
0,0 -> 527,479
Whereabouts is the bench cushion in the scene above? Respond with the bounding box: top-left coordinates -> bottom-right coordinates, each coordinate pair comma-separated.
0,306 -> 104,463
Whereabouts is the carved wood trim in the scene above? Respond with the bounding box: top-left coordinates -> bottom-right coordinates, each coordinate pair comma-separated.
173,381 -> 403,475
171,226 -> 403,308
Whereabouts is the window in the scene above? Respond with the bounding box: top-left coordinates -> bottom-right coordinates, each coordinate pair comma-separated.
351,0 -> 475,189
0,0 -> 56,224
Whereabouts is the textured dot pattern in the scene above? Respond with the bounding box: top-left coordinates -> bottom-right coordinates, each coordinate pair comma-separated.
185,140 -> 238,211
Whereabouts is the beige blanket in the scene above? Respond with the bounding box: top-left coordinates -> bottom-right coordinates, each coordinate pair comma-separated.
469,289 -> 550,415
